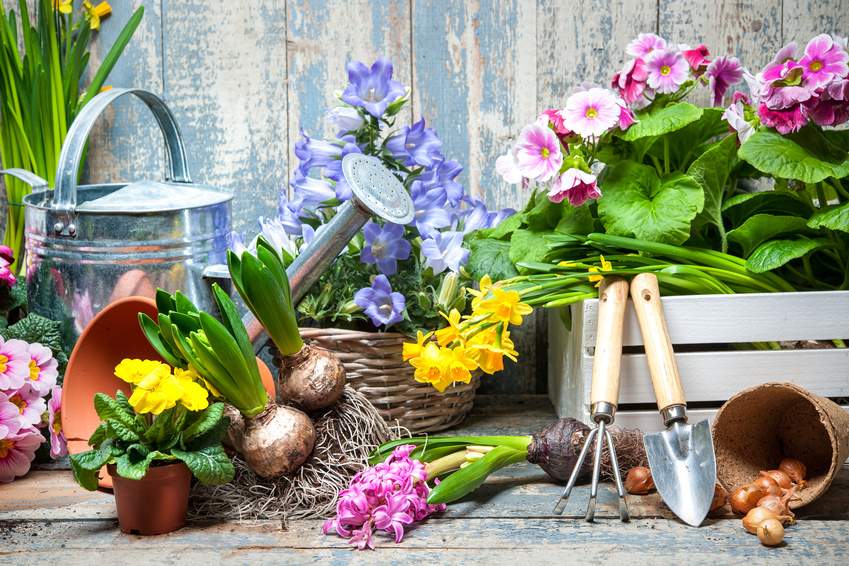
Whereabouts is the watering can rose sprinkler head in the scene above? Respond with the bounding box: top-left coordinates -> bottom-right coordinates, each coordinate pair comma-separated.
233,154 -> 415,344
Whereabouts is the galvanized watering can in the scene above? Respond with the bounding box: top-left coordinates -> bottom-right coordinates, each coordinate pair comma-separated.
3,88 -> 414,347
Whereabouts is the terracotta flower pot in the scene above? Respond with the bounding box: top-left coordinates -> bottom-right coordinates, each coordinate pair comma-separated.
108,461 -> 191,535
63,295 -> 276,488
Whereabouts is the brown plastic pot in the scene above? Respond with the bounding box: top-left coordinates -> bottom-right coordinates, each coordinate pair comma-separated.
713,382 -> 849,508
108,461 -> 191,535
63,295 -> 276,488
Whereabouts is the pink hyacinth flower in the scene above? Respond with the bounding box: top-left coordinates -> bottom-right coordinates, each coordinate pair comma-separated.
0,427 -> 43,483
48,386 -> 66,459
758,103 -> 807,134
627,33 -> 666,57
0,338 -> 31,391
0,392 -> 22,438
799,34 -> 849,88
515,122 -> 563,182
24,343 -> 58,395
682,44 -> 711,73
612,58 -> 649,105
548,169 -> 602,207
563,88 -> 621,138
646,49 -> 690,93
706,56 -> 744,106
4,384 -> 45,428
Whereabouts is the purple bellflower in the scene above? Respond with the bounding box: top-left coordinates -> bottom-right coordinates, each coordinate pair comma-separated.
354,275 -> 406,328
386,119 -> 444,168
342,58 -> 405,118
360,222 -> 411,275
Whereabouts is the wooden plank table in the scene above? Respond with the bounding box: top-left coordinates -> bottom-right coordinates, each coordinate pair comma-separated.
2,396 -> 847,564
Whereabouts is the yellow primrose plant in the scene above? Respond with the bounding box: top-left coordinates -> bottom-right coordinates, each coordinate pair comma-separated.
69,360 -> 234,490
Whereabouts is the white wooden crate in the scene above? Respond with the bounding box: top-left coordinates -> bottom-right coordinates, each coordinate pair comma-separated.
548,290 -> 849,432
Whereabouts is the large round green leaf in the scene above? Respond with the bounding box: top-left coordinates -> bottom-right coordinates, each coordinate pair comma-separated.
738,129 -> 849,183
598,161 -> 704,244
808,201 -> 849,233
727,214 -> 811,257
746,238 -> 830,273
619,102 -> 703,141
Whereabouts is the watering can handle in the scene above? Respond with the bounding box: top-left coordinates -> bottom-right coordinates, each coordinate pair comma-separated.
53,88 -> 192,212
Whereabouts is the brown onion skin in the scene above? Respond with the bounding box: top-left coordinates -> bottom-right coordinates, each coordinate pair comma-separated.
241,401 -> 316,478
223,404 -> 245,451
731,484 -> 766,515
757,519 -> 785,546
279,344 -> 346,412
710,483 -> 728,514
757,493 -> 795,519
760,469 -> 793,490
625,466 -> 655,495
752,475 -> 782,497
779,458 -> 807,484
526,418 -> 592,482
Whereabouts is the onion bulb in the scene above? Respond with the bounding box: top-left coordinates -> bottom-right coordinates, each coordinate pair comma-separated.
751,474 -> 782,497
730,484 -> 766,515
624,466 -> 654,494
241,401 -> 316,478
278,344 -> 346,412
742,506 -> 793,534
757,518 -> 785,546
759,469 -> 792,490
757,488 -> 796,520
710,483 -> 728,514
779,457 -> 807,484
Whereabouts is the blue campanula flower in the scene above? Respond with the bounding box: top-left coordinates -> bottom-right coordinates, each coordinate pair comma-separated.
410,183 -> 452,238
409,159 -> 464,207
342,58 -> 405,118
360,221 -> 411,276
386,119 -> 444,168
277,193 -> 305,235
291,170 -> 336,207
460,199 -> 517,234
294,129 -> 345,175
322,136 -> 363,182
326,106 -> 365,136
421,231 -> 469,274
354,274 -> 406,328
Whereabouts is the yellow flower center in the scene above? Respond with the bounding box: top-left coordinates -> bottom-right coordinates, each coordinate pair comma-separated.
0,354 -> 7,373
810,60 -> 823,72
660,65 -> 671,76
541,147 -> 550,158
585,107 -> 598,119
53,410 -> 63,434
0,439 -> 12,458
9,394 -> 26,414
29,360 -> 40,381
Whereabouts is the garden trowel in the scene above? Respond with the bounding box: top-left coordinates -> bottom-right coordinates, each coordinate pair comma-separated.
629,273 -> 716,527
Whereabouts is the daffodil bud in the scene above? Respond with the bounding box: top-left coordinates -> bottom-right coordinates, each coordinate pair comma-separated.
436,270 -> 460,311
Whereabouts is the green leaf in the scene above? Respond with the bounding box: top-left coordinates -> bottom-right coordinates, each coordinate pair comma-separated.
808,202 -> 849,233
509,229 -> 553,266
93,393 -> 138,432
746,238 -> 830,273
155,288 -> 176,314
107,419 -> 140,443
427,446 -> 527,504
488,213 -> 523,240
182,402 -> 225,443
467,239 -> 519,282
211,285 -> 260,385
138,313 -> 183,367
70,442 -> 113,491
171,445 -> 235,485
739,129 -> 849,183
88,423 -> 108,447
619,102 -> 703,141
722,191 -> 812,225
175,291 -> 200,315
598,162 -> 704,244
727,214 -> 811,257
115,449 -> 158,481
688,135 -> 738,237
555,204 -> 595,235
80,6 -> 144,106
524,191 -> 562,231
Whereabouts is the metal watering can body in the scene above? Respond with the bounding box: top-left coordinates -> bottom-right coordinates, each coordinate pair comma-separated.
5,88 -> 415,348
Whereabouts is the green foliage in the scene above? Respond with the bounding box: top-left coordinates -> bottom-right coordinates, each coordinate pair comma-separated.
727,215 -> 811,257
467,239 -> 518,282
427,446 -> 528,505
598,162 -> 704,245
1,313 -> 69,373
739,128 -> 849,183
619,102 -> 703,141
746,238 -> 831,273
69,397 -> 233,490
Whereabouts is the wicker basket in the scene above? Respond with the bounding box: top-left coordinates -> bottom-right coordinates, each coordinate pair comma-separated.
296,328 -> 479,433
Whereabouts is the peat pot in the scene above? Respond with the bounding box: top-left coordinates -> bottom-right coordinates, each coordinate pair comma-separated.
4,88 -> 232,347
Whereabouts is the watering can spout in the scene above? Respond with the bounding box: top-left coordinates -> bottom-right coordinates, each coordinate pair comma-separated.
210,154 -> 415,346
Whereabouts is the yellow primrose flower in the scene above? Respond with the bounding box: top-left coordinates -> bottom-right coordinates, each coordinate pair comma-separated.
173,368 -> 210,412
435,309 -> 463,347
588,255 -> 613,287
83,1 -> 112,30
476,288 -> 533,326
115,358 -> 171,385
128,365 -> 182,415
54,0 -> 72,14
402,331 -> 431,361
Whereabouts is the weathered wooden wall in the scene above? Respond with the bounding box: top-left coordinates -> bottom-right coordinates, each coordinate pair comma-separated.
70,0 -> 849,392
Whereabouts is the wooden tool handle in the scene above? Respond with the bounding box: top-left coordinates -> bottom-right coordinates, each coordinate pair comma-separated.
590,277 -> 629,407
629,273 -> 686,411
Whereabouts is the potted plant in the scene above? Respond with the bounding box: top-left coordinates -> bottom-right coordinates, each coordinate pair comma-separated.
69,359 -> 234,535
229,58 -> 515,433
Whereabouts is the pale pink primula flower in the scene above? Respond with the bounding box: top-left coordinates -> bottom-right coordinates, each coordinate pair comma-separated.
0,427 -> 43,483
799,34 -> 849,88
722,101 -> 754,144
646,49 -> 690,93
24,343 -> 58,395
627,33 -> 667,58
0,392 -> 22,438
0,338 -> 31,392
3,384 -> 46,428
47,386 -> 67,460
548,169 -> 602,207
563,88 -> 621,139
514,122 -> 563,182
495,148 -> 524,185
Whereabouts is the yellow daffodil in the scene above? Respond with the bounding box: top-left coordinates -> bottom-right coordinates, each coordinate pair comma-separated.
588,255 -> 613,287
468,275 -> 494,311
402,330 -> 431,361
435,309 -> 463,346
472,349 -> 504,375
476,287 -> 533,326
409,342 -> 447,387
54,0 -> 72,14
469,327 -> 518,361
445,345 -> 478,385
83,1 -> 112,30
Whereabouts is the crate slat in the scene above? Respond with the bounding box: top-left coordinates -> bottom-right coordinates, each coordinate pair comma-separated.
580,348 -> 849,404
581,290 -> 849,347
